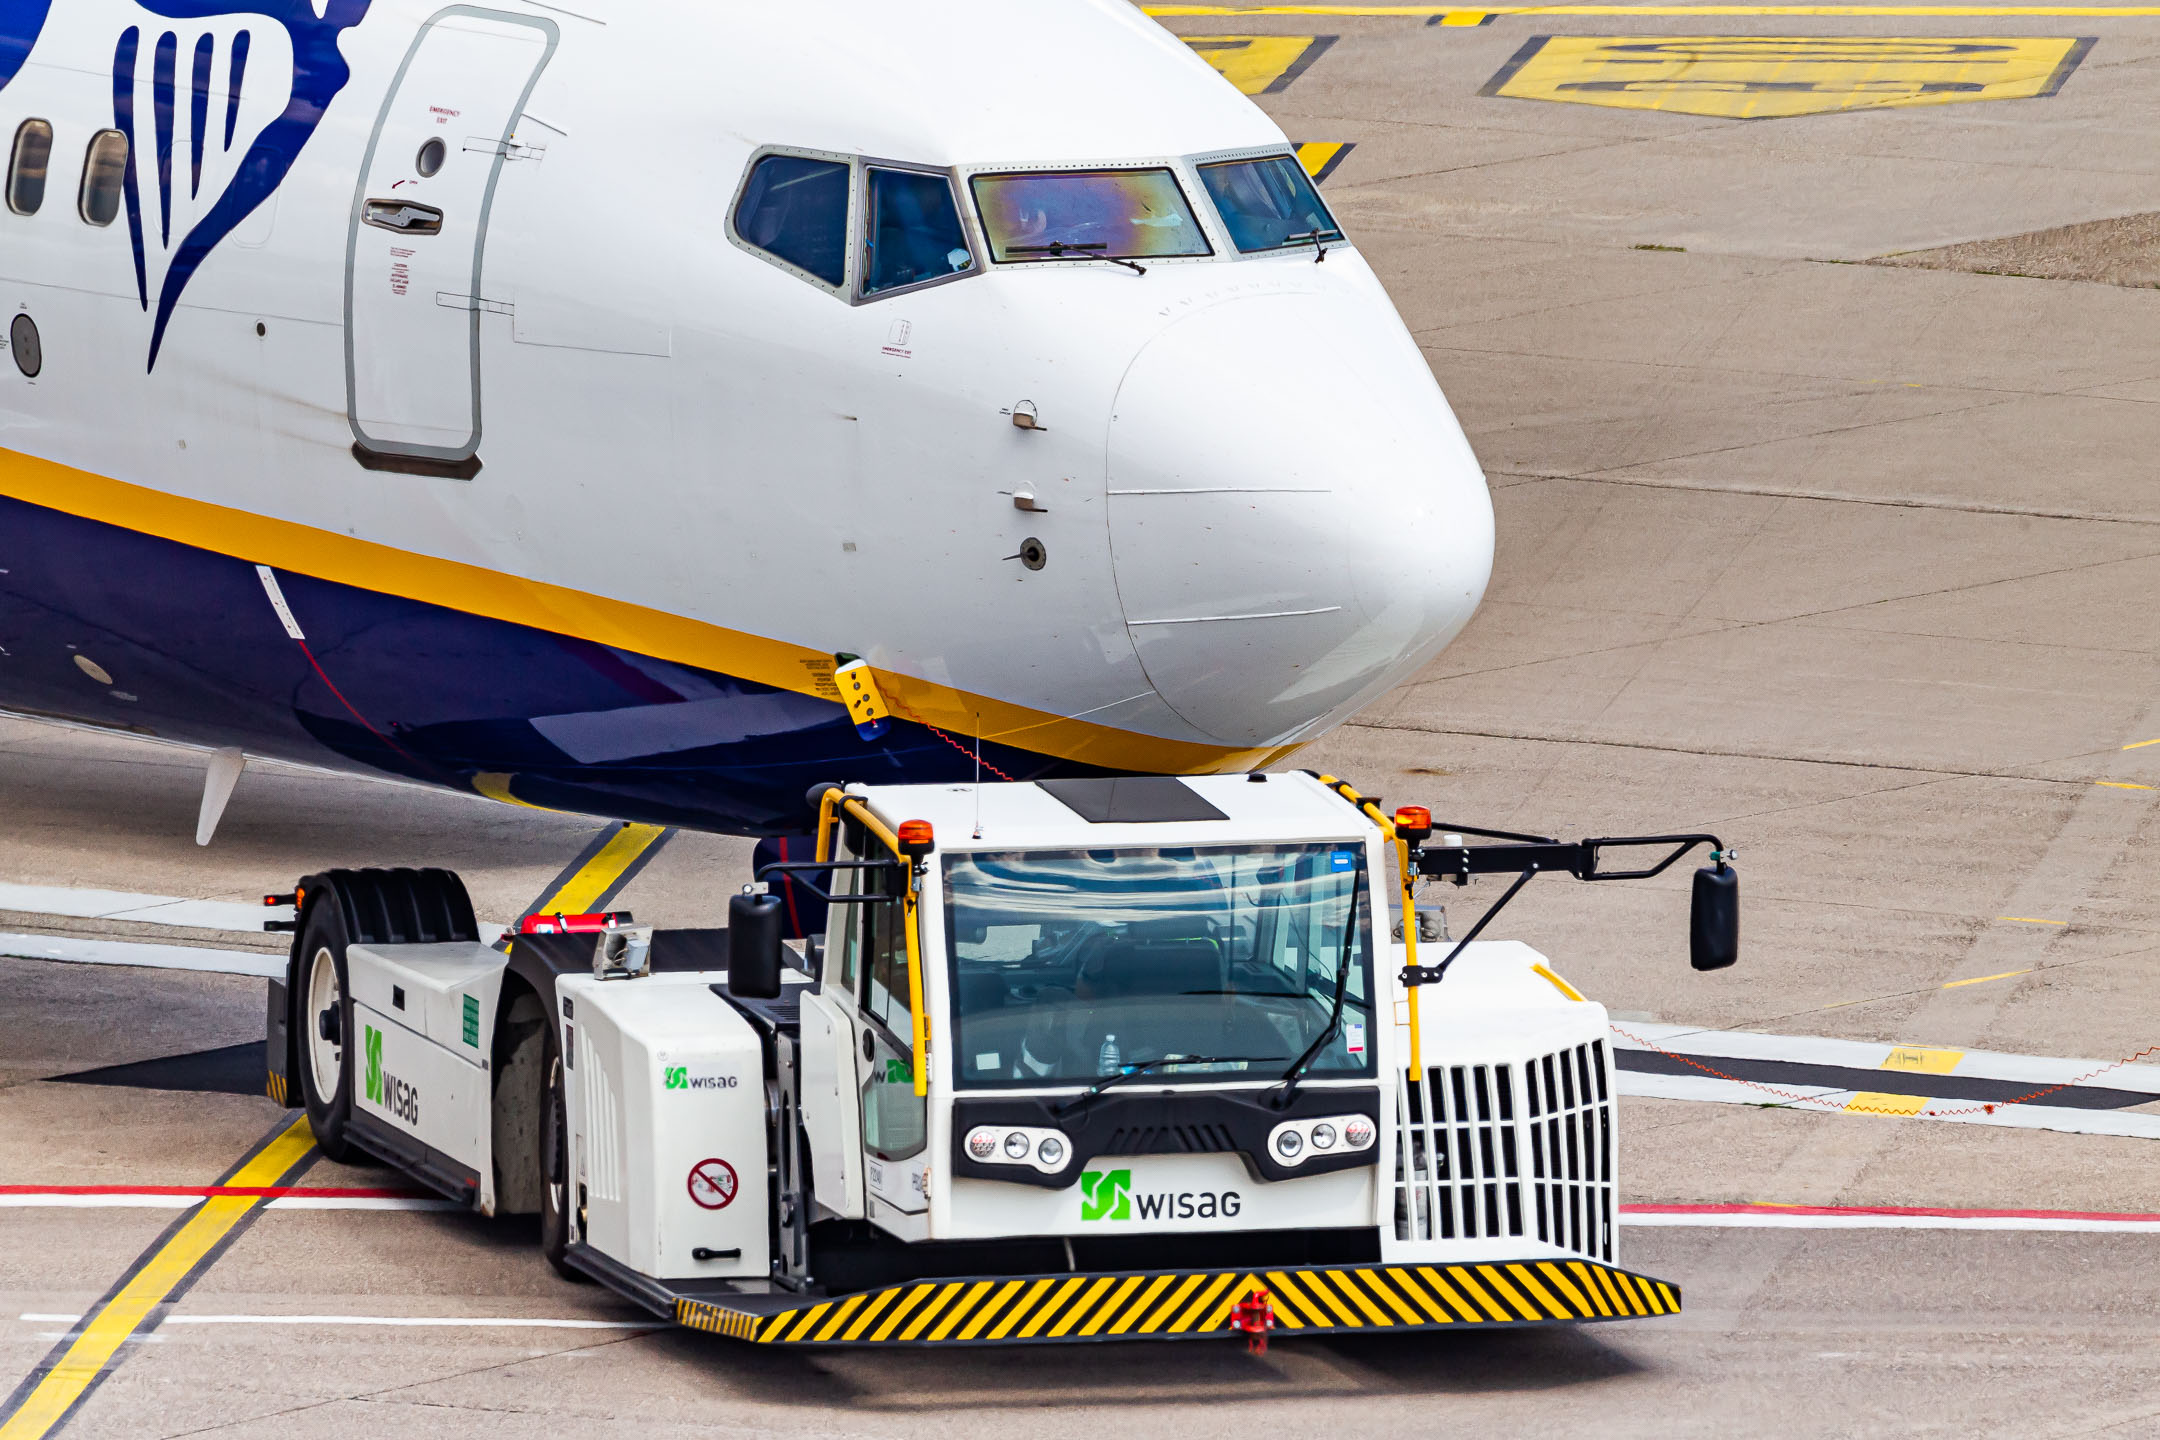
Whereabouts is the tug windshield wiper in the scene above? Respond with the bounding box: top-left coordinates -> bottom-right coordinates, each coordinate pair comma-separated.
1053,1054 -> 1283,1117
1006,240 -> 1147,274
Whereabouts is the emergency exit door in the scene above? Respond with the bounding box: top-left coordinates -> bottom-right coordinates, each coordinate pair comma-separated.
345,7 -> 556,470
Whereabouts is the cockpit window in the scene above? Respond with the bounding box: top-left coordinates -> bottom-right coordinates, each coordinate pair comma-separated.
734,153 -> 849,288
1197,154 -> 1342,255
970,169 -> 1211,263
863,166 -> 973,295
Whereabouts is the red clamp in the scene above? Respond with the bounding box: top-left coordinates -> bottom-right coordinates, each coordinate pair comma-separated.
1229,1288 -> 1276,1353
516,910 -> 633,935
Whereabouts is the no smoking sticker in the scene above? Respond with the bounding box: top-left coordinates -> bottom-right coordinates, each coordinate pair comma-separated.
687,1157 -> 738,1210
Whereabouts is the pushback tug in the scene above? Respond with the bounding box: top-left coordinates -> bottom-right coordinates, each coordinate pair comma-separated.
266,771 -> 1738,1348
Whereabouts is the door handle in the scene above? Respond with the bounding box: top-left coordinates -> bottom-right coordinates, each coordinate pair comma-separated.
363,199 -> 443,234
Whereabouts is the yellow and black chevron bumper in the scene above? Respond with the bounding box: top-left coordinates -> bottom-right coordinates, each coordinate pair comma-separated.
675,1257 -> 1678,1347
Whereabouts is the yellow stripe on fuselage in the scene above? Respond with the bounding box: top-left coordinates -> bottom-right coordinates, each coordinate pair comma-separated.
0,444 -> 1296,776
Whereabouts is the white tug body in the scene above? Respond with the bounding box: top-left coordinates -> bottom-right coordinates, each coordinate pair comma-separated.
274,771 -> 1728,1346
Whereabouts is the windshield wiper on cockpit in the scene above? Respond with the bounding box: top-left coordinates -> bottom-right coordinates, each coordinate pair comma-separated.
1052,1053 -> 1283,1118
1007,240 -> 1147,275
1289,227 -> 1333,263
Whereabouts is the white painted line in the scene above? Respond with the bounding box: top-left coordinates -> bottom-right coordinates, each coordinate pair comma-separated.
0,882 -> 289,933
1614,1021 -> 2160,1095
0,1193 -> 203,1209
0,932 -> 284,978
21,1312 -> 661,1330
1618,1069 -> 2160,1140
1621,1211 -> 2160,1234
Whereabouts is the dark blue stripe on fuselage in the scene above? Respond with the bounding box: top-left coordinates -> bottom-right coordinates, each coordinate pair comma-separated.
0,492 -> 1088,834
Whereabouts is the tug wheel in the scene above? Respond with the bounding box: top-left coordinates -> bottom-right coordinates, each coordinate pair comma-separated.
539,1023 -> 585,1282
296,899 -> 356,1163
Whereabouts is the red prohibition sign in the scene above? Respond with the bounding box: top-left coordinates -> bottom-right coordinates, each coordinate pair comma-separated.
687,1157 -> 738,1210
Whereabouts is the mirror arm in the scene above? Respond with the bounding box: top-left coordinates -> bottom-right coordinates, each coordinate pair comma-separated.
1400,864 -> 1541,987
752,857 -> 905,905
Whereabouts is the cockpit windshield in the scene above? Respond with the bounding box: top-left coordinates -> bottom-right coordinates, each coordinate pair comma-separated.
970,168 -> 1213,262
1196,154 -> 1343,254
944,843 -> 1374,1089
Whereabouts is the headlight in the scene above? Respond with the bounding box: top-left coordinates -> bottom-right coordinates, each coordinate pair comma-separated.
1344,1116 -> 1374,1148
1275,1129 -> 1303,1159
1310,1123 -> 1336,1150
1036,1135 -> 1066,1166
1003,1132 -> 1031,1159
966,1127 -> 999,1160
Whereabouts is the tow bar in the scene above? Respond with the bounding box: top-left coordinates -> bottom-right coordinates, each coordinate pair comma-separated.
1230,1289 -> 1276,1354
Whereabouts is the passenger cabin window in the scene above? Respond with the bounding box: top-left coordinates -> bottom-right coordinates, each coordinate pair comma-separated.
1197,154 -> 1342,255
78,130 -> 127,227
971,168 -> 1211,263
734,153 -> 849,288
862,167 -> 972,295
8,119 -> 52,217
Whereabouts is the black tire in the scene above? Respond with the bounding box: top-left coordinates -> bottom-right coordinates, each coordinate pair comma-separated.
295,896 -> 357,1163
539,1023 -> 584,1281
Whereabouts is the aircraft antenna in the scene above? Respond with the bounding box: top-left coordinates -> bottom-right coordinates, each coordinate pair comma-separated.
973,718 -> 984,839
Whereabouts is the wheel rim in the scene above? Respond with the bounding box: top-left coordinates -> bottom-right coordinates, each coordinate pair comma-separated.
306,945 -> 343,1102
545,1055 -> 566,1222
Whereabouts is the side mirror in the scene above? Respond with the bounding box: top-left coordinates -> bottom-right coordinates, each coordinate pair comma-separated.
1690,860 -> 1739,971
727,890 -> 785,999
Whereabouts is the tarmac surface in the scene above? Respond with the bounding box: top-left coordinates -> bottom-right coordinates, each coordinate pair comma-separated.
7,6 -> 2160,1436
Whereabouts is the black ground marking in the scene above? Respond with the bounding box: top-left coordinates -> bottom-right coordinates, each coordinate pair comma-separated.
1617,1048 -> 2159,1111
48,1040 -> 265,1097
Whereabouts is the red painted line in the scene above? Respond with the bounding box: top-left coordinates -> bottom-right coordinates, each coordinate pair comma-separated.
0,1185 -> 426,1199
1623,1202 -> 2160,1223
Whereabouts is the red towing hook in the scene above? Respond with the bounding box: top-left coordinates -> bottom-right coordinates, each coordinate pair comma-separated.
1229,1289 -> 1276,1353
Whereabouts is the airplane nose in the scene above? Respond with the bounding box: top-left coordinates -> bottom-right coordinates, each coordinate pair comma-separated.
1107,290 -> 1494,749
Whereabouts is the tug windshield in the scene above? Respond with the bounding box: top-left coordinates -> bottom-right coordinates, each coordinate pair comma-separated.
944,843 -> 1374,1089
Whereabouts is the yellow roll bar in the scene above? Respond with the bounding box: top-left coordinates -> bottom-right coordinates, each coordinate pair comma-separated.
1315,774 -> 1426,1075
814,788 -> 931,1098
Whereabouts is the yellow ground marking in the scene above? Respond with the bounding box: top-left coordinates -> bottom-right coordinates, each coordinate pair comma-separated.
2096,780 -> 2156,790
1943,967 -> 2033,989
1479,35 -> 2091,118
1882,1045 -> 1962,1074
532,823 -> 668,917
1294,140 -> 1355,182
0,1118 -> 314,1440
470,772 -> 554,809
1846,1091 -> 1931,1115
0,445 -> 1288,778
1153,5 -> 2160,16
2123,738 -> 2160,750
1999,915 -> 2068,925
1182,33 -> 1336,92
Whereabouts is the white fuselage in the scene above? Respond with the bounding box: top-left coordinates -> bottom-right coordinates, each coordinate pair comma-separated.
0,0 -> 1494,832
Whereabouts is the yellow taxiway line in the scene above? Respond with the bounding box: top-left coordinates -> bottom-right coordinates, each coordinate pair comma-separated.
0,1118 -> 316,1440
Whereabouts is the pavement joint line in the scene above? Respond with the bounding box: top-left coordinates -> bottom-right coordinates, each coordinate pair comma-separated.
0,1113 -> 317,1440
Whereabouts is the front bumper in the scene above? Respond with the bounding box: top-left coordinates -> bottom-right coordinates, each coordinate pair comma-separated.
673,1257 -> 1679,1347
